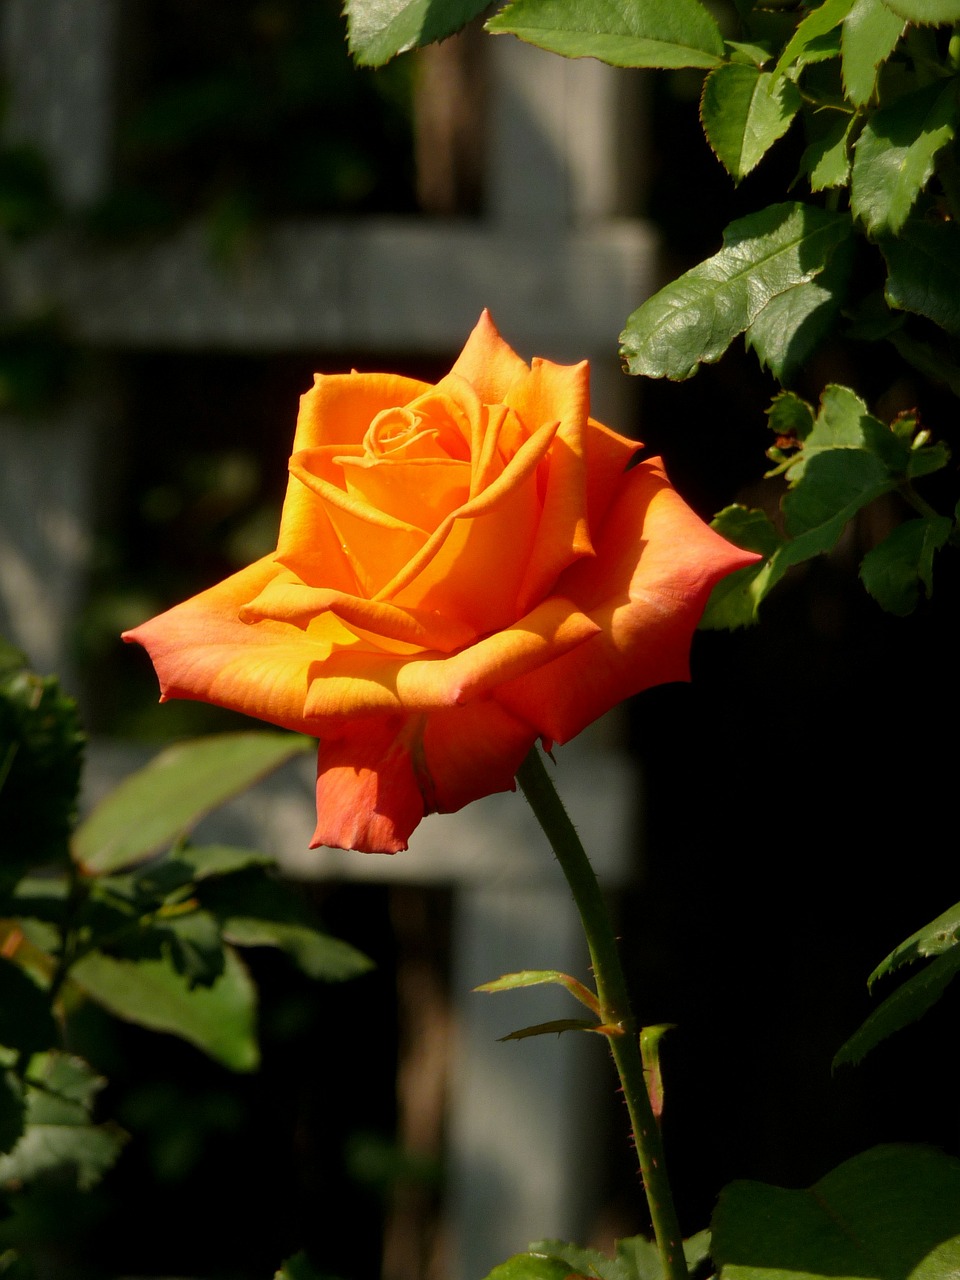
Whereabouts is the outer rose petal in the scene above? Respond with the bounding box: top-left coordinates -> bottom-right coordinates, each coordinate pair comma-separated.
449,309 -> 531,405
313,717 -> 424,853
494,458 -> 761,743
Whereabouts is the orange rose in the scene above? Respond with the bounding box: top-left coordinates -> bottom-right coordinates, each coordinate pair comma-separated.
124,312 -> 755,853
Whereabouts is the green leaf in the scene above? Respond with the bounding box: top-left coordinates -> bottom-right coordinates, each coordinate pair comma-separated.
881,217 -> 960,335
620,202 -> 853,380
871,900 -> 960,984
221,918 -> 373,982
800,113 -> 854,191
486,0 -> 725,69
834,946 -> 960,1067
197,870 -> 373,982
74,732 -> 313,874
745,228 -> 854,380
69,946 -> 259,1072
485,1256 -> 573,1280
701,65 -> 802,183
881,0 -> 960,23
474,969 -> 600,1014
713,1145 -> 960,1276
842,0 -> 905,106
782,383 -> 907,481
175,844 -> 274,881
0,959 -> 57,1056
275,1252 -> 347,1280
344,0 -> 490,65
498,1019 -> 599,1041
781,448 -> 892,537
487,1232 -> 712,1280
710,505 -> 784,556
698,562 -> 771,629
774,0 -> 855,76
859,515 -> 953,614
0,1053 -> 126,1192
851,81 -> 957,235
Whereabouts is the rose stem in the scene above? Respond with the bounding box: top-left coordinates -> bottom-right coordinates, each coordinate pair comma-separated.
515,745 -> 690,1280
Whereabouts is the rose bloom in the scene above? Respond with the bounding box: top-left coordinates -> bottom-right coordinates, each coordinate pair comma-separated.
125,312 -> 754,853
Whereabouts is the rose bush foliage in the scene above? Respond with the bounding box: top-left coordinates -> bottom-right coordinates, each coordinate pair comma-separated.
125,313 -> 753,852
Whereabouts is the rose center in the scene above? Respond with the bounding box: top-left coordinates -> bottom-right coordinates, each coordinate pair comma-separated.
364,406 -> 467,463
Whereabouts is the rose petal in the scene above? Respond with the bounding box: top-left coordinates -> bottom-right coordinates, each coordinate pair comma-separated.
122,558 -> 353,735
377,419 -> 561,632
241,580 -> 477,654
420,700 -> 538,815
293,371 -> 431,452
448,309 -> 531,405
494,458 -> 761,742
313,716 -> 425,853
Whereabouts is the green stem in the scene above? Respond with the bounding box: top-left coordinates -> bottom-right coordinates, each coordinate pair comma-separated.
516,746 -> 689,1280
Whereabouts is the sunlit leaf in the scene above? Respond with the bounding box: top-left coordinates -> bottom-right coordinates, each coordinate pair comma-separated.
74,732 -> 312,874
701,65 -> 801,183
713,1145 -> 960,1275
0,1053 -> 126,1192
486,0 -> 725,69
344,0 -> 489,65
880,0 -> 960,23
871,900 -> 960,985
774,0 -> 855,75
69,946 -> 259,1072
851,81 -> 957,234
620,203 -> 852,380
842,0 -> 905,105
800,113 -> 854,191
474,969 -> 600,1014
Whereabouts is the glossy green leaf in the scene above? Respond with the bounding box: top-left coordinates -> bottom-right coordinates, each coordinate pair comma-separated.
881,0 -> 960,22
713,1145 -> 960,1276
74,732 -> 313,874
0,958 -> 57,1056
851,82 -> 957,234
881,218 -> 960,334
768,390 -> 815,441
774,0 -> 855,75
800,113 -> 853,191
344,0 -> 489,65
474,969 -> 600,1014
744,228 -> 853,380
871,901 -> 960,985
0,1072 -> 25,1156
842,0 -> 905,105
701,65 -> 802,183
0,1053 -> 126,1192
620,203 -> 852,380
835,947 -> 960,1066
859,515 -> 953,614
486,0 -> 725,69
69,946 -> 259,1072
